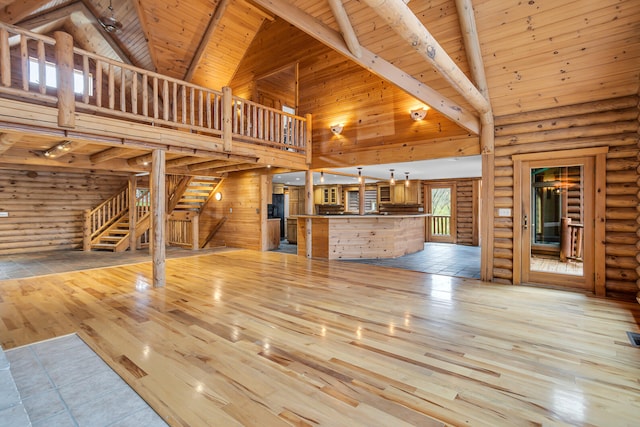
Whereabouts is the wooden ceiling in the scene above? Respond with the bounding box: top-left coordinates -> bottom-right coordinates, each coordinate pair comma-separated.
0,0 -> 637,174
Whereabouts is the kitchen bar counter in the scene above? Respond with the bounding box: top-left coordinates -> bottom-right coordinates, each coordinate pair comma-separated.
295,214 -> 428,259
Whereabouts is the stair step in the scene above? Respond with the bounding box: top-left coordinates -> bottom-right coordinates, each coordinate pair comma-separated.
91,243 -> 117,251
101,236 -> 126,242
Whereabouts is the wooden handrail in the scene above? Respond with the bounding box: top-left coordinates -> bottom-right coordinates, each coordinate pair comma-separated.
0,21 -> 308,155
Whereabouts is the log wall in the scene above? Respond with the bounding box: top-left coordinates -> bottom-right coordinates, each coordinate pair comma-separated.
0,168 -> 127,255
491,95 -> 639,300
456,179 -> 480,246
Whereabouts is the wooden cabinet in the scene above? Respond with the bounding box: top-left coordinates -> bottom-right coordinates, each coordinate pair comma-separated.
314,185 -> 341,205
390,181 -> 420,204
288,186 -> 305,216
286,217 -> 297,243
267,219 -> 280,250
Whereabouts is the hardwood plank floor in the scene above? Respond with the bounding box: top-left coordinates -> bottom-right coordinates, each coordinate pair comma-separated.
0,250 -> 639,426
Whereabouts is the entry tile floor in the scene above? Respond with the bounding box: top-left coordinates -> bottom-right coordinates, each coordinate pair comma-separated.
5,334 -> 168,427
0,246 -> 234,280
275,241 -> 482,279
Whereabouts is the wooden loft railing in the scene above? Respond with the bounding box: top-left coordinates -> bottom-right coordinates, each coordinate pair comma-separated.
0,22 -> 309,156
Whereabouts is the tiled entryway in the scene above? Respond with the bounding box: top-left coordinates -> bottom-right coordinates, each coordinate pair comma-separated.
5,334 -> 167,427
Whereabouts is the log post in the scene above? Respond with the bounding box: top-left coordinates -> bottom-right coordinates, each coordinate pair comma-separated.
222,86 -> 232,152
305,170 -> 314,258
480,152 -> 495,281
0,28 -> 10,87
54,31 -> 75,128
305,113 -> 312,166
128,175 -> 137,252
191,213 -> 199,251
151,149 -> 166,287
82,209 -> 91,251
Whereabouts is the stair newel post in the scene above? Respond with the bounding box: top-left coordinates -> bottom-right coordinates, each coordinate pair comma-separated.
305,113 -> 312,166
151,149 -> 166,287
128,175 -> 137,252
82,209 -> 91,251
222,86 -> 232,152
53,31 -> 75,128
191,213 -> 199,251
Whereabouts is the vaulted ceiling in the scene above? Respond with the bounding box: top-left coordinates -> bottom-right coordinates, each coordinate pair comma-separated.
4,0 -> 637,118
0,0 -> 637,177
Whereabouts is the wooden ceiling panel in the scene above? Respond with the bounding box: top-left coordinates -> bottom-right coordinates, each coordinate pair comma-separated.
190,0 -> 267,89
475,0 -> 640,115
136,0 -> 218,78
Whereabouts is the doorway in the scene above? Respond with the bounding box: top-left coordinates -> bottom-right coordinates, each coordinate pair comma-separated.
424,183 -> 456,243
513,148 -> 606,292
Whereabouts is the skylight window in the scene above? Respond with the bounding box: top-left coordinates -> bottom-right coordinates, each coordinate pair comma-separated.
28,58 -> 93,95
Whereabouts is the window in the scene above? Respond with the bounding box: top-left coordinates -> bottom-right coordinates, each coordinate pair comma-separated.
347,189 -> 377,212
28,58 -> 93,95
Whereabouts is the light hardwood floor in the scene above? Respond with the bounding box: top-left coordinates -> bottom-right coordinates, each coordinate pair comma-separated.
0,250 -> 639,426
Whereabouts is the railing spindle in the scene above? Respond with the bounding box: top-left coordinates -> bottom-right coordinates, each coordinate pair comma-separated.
19,36 -> 28,91
37,40 -> 45,94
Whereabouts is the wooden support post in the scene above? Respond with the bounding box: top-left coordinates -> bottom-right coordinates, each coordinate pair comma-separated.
305,113 -> 312,166
480,152 -> 495,282
222,86 -> 232,152
359,178 -> 365,215
260,173 -> 270,251
0,28 -> 10,87
54,31 -> 75,128
305,170 -> 314,258
151,149 -> 166,287
128,175 -> 137,252
82,209 -> 91,251
191,214 -> 199,251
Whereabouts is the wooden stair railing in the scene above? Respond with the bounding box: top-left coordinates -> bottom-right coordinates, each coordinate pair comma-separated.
89,189 -> 150,252
83,185 -> 128,251
201,217 -> 227,249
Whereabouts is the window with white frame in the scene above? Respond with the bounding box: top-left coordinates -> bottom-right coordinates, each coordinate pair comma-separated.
28,57 -> 93,95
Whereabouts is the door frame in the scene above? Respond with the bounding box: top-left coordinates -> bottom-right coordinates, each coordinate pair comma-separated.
513,147 -> 607,295
424,182 -> 457,243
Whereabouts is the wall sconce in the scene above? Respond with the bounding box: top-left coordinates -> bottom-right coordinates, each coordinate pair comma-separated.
389,169 -> 395,185
214,192 -> 222,201
43,140 -> 72,158
405,172 -> 410,187
357,167 -> 362,183
320,171 -> 325,183
410,108 -> 427,121
330,124 -> 344,135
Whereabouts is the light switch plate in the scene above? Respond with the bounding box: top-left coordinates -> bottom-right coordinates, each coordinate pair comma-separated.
497,208 -> 511,217
0,212 -> 8,217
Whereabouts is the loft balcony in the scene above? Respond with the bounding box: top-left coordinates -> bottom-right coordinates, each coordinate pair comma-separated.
0,22 -> 310,175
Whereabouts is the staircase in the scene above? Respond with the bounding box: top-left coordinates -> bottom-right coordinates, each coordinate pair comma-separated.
173,177 -> 220,212
87,188 -> 151,252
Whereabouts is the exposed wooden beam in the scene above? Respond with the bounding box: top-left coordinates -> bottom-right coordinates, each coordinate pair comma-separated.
183,0 -> 231,82
362,0 -> 490,116
90,147 -> 132,163
455,0 -> 494,154
251,0 -> 479,134
188,159 -> 235,172
166,156 -> 208,168
0,0 -> 50,24
209,163 -> 265,174
327,0 -> 362,59
127,153 -> 153,167
0,132 -> 20,155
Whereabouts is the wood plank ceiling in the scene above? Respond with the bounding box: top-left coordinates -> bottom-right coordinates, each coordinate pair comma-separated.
0,0 -> 637,175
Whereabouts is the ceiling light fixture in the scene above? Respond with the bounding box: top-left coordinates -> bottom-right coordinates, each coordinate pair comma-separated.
357,167 -> 362,183
99,0 -> 123,34
405,171 -> 410,187
330,124 -> 343,135
320,171 -> 325,183
389,169 -> 395,185
410,108 -> 427,121
43,140 -> 72,158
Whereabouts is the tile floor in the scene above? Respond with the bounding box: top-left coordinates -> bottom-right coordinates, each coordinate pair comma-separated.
0,246 -> 234,280
4,334 -> 168,427
275,241 -> 482,279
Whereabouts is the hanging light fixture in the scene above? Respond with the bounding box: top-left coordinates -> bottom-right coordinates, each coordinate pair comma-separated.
357,167 -> 362,184
405,172 -> 410,187
320,171 -> 325,183
389,169 -> 395,185
99,0 -> 123,34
